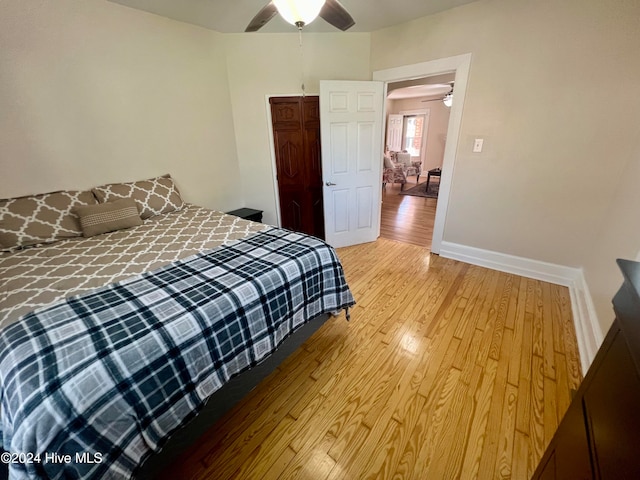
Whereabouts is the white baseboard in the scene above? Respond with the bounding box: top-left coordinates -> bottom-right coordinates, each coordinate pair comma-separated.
568,272 -> 604,374
439,241 -> 603,373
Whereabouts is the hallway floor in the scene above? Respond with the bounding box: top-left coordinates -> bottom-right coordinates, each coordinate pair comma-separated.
380,178 -> 437,249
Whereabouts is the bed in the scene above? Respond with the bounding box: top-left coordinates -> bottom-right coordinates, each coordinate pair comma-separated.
0,175 -> 354,479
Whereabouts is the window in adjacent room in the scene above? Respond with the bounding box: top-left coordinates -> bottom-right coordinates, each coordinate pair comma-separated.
402,115 -> 425,157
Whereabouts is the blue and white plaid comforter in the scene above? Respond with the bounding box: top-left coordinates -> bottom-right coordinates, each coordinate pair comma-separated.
0,227 -> 354,479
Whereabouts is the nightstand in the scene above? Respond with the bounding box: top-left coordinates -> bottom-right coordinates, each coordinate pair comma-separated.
226,208 -> 263,223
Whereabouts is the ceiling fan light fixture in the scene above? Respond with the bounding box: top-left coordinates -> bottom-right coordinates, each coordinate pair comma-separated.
273,0 -> 326,27
443,92 -> 453,107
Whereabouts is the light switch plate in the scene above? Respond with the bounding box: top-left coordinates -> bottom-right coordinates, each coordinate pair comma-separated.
473,138 -> 484,153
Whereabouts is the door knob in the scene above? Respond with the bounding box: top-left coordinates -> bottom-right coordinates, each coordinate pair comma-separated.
325,181 -> 336,186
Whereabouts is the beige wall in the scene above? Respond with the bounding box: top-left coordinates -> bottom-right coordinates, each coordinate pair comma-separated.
0,1 -> 370,226
223,33 -> 371,225
581,141 -> 640,330
3,0 -> 639,336
0,0 -> 242,211
388,97 -> 451,172
372,0 -> 640,333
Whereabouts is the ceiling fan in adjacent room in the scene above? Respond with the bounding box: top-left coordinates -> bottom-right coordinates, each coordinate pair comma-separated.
245,0 -> 355,32
422,82 -> 455,107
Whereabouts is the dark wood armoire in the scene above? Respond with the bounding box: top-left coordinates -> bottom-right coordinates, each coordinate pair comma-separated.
269,96 -> 325,239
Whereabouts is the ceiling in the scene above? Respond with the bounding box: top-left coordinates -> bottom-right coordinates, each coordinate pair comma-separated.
387,84 -> 452,100
387,73 -> 455,100
107,0 -> 479,33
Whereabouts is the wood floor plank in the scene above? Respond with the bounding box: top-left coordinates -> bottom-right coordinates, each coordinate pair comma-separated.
458,358 -> 499,479
277,432 -> 336,480
543,376 -> 559,445
494,383 -> 519,479
554,351 -> 572,417
325,423 -> 371,480
328,347 -> 407,458
531,280 -> 545,359
164,239 -> 584,480
504,274 -> 522,331
515,280 -> 536,436
558,286 -> 583,389
391,393 -> 429,480
261,447 -> 297,480
194,363 -> 320,478
475,270 -> 503,364
551,284 -> 567,355
412,367 -> 464,478
542,281 -> 557,380
233,415 -> 296,479
477,327 -> 513,476
512,430 -> 531,479
529,355 -> 546,468
488,273 -> 512,361
506,274 -> 528,386
424,364 -> 479,479
458,327 -> 485,387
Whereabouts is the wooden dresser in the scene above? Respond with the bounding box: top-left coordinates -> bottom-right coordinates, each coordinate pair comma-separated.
532,259 -> 640,479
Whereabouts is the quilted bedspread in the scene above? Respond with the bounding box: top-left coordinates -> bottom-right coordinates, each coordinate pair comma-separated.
0,227 -> 354,479
0,205 -> 268,328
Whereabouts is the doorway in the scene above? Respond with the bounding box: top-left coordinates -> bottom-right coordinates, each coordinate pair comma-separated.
374,53 -> 472,254
380,73 -> 454,249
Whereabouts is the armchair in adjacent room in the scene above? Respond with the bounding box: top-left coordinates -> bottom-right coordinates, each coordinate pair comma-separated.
382,154 -> 407,190
394,152 -> 422,183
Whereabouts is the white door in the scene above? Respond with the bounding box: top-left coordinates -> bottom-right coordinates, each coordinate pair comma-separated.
320,80 -> 384,248
386,114 -> 403,151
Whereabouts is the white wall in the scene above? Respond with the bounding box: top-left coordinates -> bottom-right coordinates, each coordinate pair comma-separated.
371,0 -> 640,334
223,33 -> 371,225
0,0 -> 242,211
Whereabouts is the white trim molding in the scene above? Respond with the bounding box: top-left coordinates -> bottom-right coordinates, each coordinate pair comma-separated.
373,53 -> 472,254
569,271 -> 604,374
439,241 -> 604,373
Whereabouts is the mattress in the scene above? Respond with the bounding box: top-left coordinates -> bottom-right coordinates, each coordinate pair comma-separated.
0,205 -> 268,328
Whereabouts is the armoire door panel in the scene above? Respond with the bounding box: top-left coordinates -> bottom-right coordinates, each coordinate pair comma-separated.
279,194 -> 304,233
311,192 -> 325,239
304,128 -> 322,187
271,98 -> 302,127
273,131 -> 304,185
303,97 -> 320,125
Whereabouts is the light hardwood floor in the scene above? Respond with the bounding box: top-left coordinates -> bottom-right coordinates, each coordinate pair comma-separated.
380,179 -> 437,249
167,240 -> 583,479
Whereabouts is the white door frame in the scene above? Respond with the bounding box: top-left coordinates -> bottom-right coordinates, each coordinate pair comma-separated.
373,53 -> 472,254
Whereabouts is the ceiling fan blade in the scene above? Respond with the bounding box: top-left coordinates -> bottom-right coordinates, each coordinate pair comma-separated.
245,1 -> 278,32
319,0 -> 355,31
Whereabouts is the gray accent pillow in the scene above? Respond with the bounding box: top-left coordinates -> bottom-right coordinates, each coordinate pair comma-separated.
74,198 -> 143,238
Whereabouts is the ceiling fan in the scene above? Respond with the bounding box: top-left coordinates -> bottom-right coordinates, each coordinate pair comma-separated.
421,82 -> 454,107
245,0 -> 355,32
